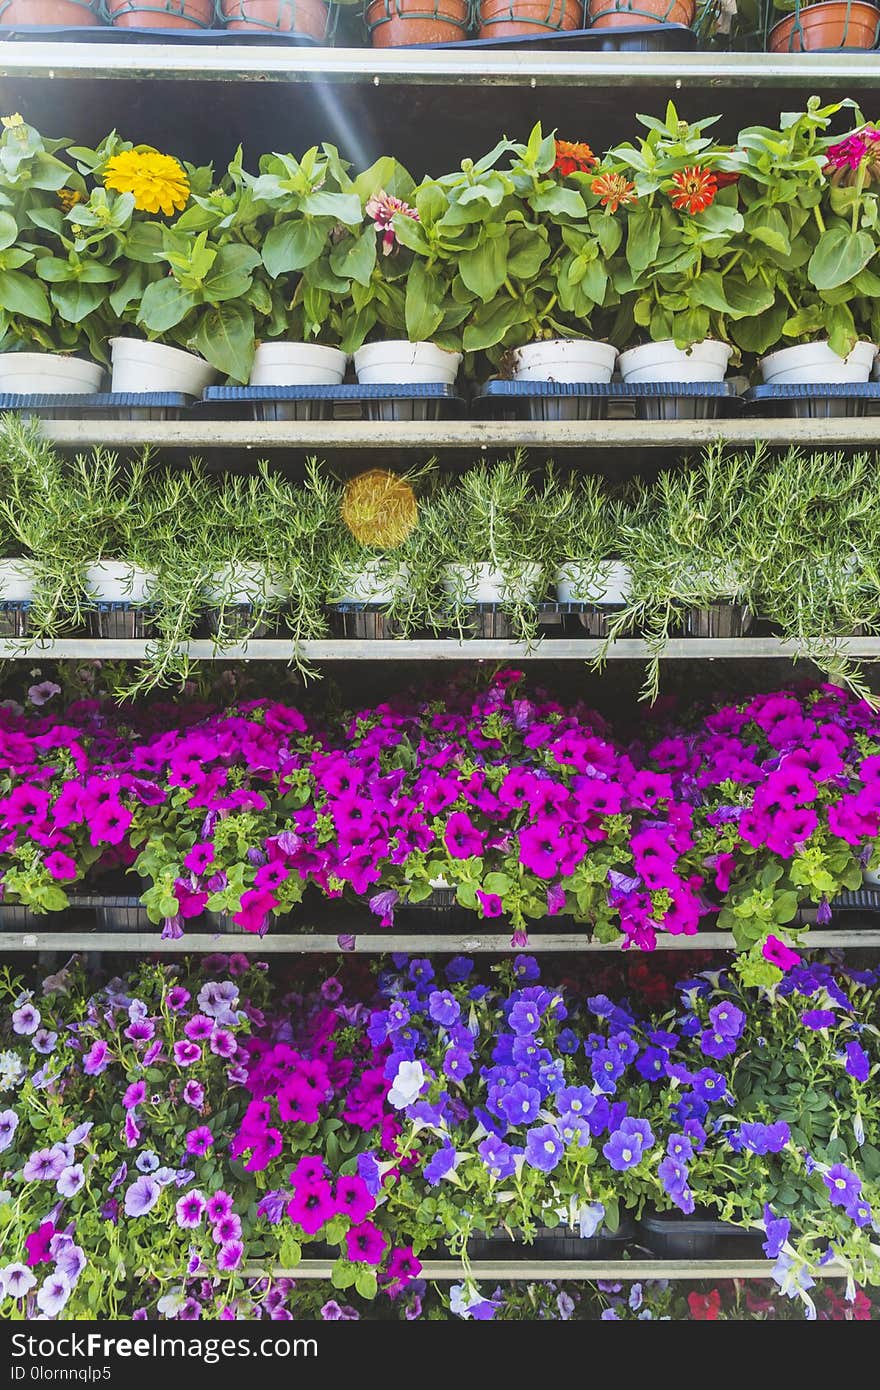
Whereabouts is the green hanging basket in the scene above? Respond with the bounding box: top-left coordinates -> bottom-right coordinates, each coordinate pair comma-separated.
0,0 -> 102,24
476,0 -> 584,39
587,0 -> 694,25
365,0 -> 471,45
766,0 -> 880,50
104,0 -> 215,27
221,0 -> 337,35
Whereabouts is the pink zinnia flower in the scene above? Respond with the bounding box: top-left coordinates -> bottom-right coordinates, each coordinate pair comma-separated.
366,188 -> 419,256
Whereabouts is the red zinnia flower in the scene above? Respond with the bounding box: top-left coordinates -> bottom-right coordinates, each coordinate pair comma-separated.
590,171 -> 638,213
553,139 -> 597,177
669,166 -> 718,215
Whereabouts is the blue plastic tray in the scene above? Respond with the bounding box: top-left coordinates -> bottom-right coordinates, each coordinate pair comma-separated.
203,384 -> 462,402
0,26 -> 322,43
477,380 -> 738,400
0,391 -> 194,411
745,384 -> 880,402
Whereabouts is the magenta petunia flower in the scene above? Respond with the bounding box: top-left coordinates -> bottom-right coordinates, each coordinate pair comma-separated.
185,1126 -> 214,1157
286,1180 -> 336,1235
44,851 -> 77,882
345,1221 -> 389,1266
762,935 -> 801,972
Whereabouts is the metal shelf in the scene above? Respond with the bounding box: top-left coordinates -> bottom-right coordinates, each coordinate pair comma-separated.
2,636 -> 879,662
245,1257 -> 846,1280
4,929 -> 879,953
0,45 -> 878,89
35,417 -> 880,452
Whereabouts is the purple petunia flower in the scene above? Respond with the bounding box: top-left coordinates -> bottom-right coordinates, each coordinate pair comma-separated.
844,1040 -> 870,1083
175,1190 -> 207,1229
824,1163 -> 862,1208
124,1175 -> 160,1218
524,1123 -> 563,1173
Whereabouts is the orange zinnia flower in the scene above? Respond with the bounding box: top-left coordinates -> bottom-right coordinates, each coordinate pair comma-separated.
669,166 -> 718,215
590,171 -> 638,213
553,140 -> 596,177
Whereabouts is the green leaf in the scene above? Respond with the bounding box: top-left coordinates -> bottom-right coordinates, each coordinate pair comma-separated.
192,300 -> 254,382
0,269 -> 51,323
354,1268 -> 377,1300
262,219 -> 326,277
808,226 -> 874,291
0,212 -> 16,252
529,186 -> 586,219
405,259 -> 443,342
50,279 -> 107,324
300,191 -> 362,224
109,263 -> 148,318
506,228 -> 550,280
202,245 -> 260,303
138,277 -> 197,333
462,295 -> 530,352
458,232 -> 509,303
626,209 -> 661,275
748,207 -> 791,256
329,227 -> 377,288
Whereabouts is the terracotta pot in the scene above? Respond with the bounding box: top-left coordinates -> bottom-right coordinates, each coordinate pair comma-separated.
366,0 -> 468,45
767,0 -> 878,51
107,0 -> 214,27
478,0 -> 583,38
221,0 -> 328,34
588,0 -> 693,27
0,0 -> 101,21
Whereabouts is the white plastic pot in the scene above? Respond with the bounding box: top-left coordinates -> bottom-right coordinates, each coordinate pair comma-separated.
0,353 -> 104,396
249,342 -> 348,387
110,338 -> 218,396
0,558 -> 37,602
556,560 -> 631,606
760,340 -> 877,385
332,560 -> 409,606
354,341 -> 461,386
84,561 -> 157,605
864,866 -> 880,889
204,562 -> 287,605
443,562 -> 542,605
511,339 -> 618,384
618,339 -> 732,384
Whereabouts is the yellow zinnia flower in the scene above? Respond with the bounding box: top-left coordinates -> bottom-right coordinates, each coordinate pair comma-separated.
342,470 -> 418,548
102,149 -> 190,216
1,114 -> 24,130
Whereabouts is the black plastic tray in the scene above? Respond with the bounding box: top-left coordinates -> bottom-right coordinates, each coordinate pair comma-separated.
0,25 -> 322,42
745,382 -> 880,418
476,379 -> 739,422
639,1210 -> 763,1260
465,1217 -> 636,1261
0,390 -> 194,419
419,22 -> 697,51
